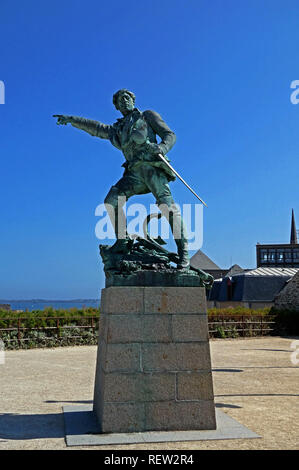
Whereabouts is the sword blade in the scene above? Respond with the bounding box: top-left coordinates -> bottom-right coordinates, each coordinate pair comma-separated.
157,153 -> 208,207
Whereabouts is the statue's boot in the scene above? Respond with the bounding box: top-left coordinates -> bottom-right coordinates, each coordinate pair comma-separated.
158,201 -> 190,270
104,189 -> 131,253
176,240 -> 190,270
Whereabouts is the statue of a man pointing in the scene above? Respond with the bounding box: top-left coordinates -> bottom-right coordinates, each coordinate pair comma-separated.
54,89 -> 189,269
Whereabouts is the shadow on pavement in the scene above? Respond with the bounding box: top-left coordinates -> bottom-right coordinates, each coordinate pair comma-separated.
215,403 -> 242,409
0,412 -> 64,440
45,400 -> 93,404
215,393 -> 299,397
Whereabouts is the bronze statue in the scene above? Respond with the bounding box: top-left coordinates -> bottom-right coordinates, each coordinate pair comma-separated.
54,89 -> 191,269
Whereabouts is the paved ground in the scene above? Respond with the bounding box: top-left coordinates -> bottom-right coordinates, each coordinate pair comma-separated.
0,336 -> 298,450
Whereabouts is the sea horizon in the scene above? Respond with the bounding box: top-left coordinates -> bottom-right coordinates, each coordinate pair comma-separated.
0,298 -> 100,302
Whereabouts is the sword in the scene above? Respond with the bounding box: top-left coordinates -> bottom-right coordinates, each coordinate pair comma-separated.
157,153 -> 208,207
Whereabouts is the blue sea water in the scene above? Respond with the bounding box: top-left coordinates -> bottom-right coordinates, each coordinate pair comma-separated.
0,299 -> 100,312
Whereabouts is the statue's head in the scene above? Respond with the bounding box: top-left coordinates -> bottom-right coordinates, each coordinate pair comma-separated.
113,89 -> 136,115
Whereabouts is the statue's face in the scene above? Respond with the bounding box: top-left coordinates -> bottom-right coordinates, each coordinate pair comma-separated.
117,91 -> 135,115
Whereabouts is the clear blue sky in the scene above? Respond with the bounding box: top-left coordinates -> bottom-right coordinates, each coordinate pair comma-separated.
1,0 -> 298,299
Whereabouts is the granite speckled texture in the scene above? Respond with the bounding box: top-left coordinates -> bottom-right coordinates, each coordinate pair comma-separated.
93,286 -> 216,433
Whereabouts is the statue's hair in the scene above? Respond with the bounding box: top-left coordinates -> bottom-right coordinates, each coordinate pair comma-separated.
113,89 -> 136,109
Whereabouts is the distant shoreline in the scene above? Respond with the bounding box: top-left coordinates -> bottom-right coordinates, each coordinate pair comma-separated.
0,299 -> 100,312
0,299 -> 100,302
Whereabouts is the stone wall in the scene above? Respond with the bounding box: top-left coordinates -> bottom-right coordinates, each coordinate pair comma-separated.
274,272 -> 299,311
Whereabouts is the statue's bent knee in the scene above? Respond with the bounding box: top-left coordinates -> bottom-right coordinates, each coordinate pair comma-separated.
155,195 -> 175,208
104,186 -> 122,208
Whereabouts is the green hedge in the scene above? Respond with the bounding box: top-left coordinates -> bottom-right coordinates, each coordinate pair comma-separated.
207,307 -> 274,339
269,307 -> 299,336
208,307 -> 299,337
0,306 -> 100,329
1,306 -> 297,349
0,325 -> 99,350
0,307 -> 100,349
208,306 -> 271,316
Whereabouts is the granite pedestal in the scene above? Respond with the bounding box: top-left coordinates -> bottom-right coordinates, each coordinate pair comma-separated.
93,285 -> 216,433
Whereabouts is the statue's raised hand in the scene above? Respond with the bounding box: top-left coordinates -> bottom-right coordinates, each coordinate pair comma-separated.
53,114 -> 73,125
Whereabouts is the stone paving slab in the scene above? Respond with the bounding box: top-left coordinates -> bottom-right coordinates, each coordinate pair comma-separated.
63,406 -> 260,446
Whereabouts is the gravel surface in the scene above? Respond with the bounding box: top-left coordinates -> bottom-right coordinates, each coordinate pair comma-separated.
0,336 -> 298,450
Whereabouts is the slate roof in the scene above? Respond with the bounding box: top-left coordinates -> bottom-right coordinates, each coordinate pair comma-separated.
209,267 -> 299,302
224,264 -> 245,277
274,270 -> 299,310
190,249 -> 221,270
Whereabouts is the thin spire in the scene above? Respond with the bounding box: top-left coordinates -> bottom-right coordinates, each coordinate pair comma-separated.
290,209 -> 298,244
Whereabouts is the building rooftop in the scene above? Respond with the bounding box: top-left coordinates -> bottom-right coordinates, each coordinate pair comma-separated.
225,264 -> 245,277
245,267 -> 299,277
190,249 -> 221,270
256,210 -> 299,268
209,269 -> 298,302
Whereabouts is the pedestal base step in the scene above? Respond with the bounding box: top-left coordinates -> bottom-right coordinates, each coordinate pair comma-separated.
63,405 -> 260,447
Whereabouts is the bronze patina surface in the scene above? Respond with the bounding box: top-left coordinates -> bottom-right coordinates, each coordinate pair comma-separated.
54,89 -> 212,287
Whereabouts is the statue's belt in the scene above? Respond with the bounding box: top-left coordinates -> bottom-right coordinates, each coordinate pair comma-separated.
124,155 -> 175,177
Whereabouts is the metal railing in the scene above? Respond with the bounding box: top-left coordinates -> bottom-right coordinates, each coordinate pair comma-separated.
0,314 -> 277,347
208,315 -> 276,337
0,316 -> 99,346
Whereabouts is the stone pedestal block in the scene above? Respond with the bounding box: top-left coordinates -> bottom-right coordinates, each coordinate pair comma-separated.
93,286 -> 216,433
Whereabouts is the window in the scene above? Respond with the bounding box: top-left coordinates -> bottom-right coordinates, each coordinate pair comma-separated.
268,250 -> 276,263
260,249 -> 267,264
